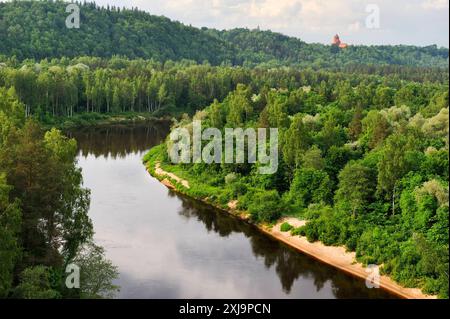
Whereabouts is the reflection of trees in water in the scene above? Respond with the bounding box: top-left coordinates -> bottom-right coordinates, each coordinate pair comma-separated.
174,193 -> 396,299
66,122 -> 170,158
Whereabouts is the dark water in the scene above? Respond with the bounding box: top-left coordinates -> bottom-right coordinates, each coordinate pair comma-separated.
68,123 -> 395,299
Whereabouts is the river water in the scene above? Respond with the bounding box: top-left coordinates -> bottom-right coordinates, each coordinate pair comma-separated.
68,123 -> 395,299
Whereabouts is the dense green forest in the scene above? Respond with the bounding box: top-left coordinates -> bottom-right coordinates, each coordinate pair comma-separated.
0,1 -> 448,68
0,0 -> 449,300
0,88 -> 119,298
143,67 -> 449,298
0,56 -> 448,124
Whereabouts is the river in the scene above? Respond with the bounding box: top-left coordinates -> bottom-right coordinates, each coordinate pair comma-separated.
67,123 -> 395,299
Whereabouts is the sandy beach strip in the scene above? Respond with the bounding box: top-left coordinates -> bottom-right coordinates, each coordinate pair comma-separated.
264,218 -> 435,299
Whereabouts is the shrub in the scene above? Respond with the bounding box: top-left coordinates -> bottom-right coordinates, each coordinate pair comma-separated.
291,226 -> 307,236
286,168 -> 332,209
218,190 -> 233,206
230,182 -> 248,197
225,173 -> 238,184
248,190 -> 284,223
13,266 -> 60,299
280,222 -> 294,232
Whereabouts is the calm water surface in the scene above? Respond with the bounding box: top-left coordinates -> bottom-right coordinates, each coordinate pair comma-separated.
68,123 -> 395,299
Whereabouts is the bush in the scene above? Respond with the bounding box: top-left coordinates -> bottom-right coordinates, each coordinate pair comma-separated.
225,173 -> 238,184
280,222 -> 293,232
218,190 -> 233,206
291,226 -> 306,236
13,266 -> 60,299
247,190 -> 284,223
286,168 -> 332,209
230,182 -> 248,197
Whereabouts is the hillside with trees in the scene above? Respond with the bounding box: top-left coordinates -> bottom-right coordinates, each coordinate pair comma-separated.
0,1 -> 448,68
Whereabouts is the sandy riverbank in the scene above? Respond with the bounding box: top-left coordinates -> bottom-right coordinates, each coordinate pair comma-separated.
264,218 -> 435,299
151,163 -> 436,299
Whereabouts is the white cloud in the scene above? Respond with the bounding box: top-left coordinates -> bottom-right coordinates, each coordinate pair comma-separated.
422,0 -> 449,9
348,21 -> 361,32
90,0 -> 449,46
248,0 -> 302,19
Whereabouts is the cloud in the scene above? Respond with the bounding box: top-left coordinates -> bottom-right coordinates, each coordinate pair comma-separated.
90,0 -> 449,47
248,0 -> 302,19
422,0 -> 449,9
348,21 -> 361,32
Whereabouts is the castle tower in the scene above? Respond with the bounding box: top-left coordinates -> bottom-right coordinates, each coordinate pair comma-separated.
332,34 -> 341,46
332,34 -> 348,48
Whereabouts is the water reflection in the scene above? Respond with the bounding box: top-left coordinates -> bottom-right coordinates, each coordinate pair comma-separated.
71,123 -> 396,299
67,121 -> 170,158
174,193 -> 395,299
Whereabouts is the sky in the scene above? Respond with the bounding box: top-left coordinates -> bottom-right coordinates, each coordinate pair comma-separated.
90,0 -> 448,47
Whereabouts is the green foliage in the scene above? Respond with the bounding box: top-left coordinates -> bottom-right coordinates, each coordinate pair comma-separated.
335,162 -> 375,217
290,226 -> 305,237
1,3 -> 448,296
14,266 -> 60,299
0,1 -> 235,64
142,65 -> 449,297
1,1 -> 448,67
245,190 -> 284,223
0,92 -> 117,299
0,174 -> 21,298
72,242 -> 120,299
286,168 -> 332,211
282,115 -> 311,168
280,222 -> 294,232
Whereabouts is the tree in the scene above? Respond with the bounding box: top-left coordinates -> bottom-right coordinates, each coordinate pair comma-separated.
156,83 -> 167,110
14,266 -> 59,299
373,86 -> 394,109
377,134 -> 414,215
0,87 -> 25,133
335,162 -> 374,217
72,242 -> 119,299
362,110 -> 392,149
263,93 -> 290,128
247,190 -> 284,222
208,99 -> 225,128
302,145 -> 325,170
282,115 -> 311,169
226,84 -> 253,126
317,117 -> 346,151
286,168 -> 331,210
0,174 -> 22,298
0,121 -> 92,267
348,106 -> 363,141
44,129 -> 93,262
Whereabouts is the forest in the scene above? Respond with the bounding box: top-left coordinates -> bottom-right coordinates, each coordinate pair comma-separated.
0,0 -> 449,300
0,87 -> 119,298
0,56 -> 448,122
143,67 -> 449,298
0,1 -> 449,68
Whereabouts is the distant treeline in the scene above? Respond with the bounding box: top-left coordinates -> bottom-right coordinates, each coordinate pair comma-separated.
0,1 -> 448,68
0,57 -> 448,121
